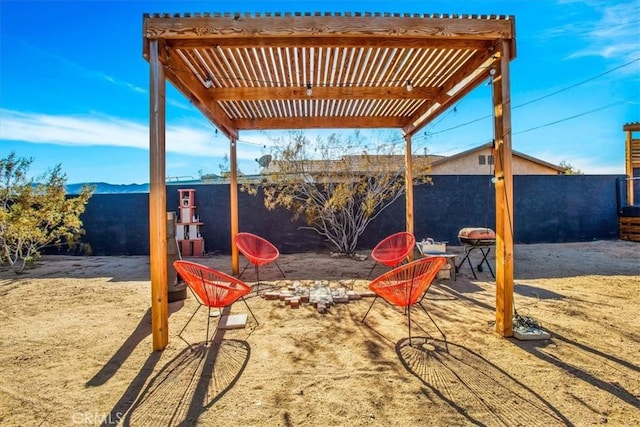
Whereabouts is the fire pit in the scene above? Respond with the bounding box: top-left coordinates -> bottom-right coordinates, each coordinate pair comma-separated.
456,227 -> 496,279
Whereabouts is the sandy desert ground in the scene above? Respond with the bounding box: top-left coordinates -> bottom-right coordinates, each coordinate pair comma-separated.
0,240 -> 639,426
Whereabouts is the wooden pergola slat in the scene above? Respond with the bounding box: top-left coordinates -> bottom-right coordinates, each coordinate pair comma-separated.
143,11 -> 517,351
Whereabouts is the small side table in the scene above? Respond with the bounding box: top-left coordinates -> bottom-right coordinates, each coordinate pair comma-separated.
416,249 -> 458,281
440,254 -> 458,281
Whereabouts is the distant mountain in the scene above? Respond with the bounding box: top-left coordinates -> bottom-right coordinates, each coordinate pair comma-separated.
66,182 -> 150,194
65,176 -> 261,194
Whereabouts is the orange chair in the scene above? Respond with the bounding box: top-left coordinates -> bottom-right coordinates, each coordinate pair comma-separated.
367,232 -> 416,278
361,256 -> 447,347
234,232 -> 285,292
173,260 -> 258,345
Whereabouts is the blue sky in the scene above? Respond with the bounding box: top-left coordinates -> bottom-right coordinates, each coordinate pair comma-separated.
1,0 -> 638,185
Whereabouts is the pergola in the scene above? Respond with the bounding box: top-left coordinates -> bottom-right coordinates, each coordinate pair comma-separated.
143,11 -> 516,351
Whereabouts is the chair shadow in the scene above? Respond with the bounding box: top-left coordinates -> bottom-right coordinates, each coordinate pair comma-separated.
121,337 -> 250,426
396,338 -> 571,426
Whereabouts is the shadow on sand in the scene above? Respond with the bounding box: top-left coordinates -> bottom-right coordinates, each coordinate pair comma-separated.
120,338 -> 250,426
396,338 -> 570,426
94,319 -> 250,427
86,303 -> 184,388
87,302 -> 251,427
512,332 -> 640,410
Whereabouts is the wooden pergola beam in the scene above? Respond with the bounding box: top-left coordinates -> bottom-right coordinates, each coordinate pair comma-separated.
233,116 -> 406,130
209,86 -> 438,101
624,122 -> 640,206
404,47 -> 498,135
160,52 -> 238,140
404,134 -> 414,259
230,138 -> 239,275
144,14 -> 515,41
170,36 -> 494,50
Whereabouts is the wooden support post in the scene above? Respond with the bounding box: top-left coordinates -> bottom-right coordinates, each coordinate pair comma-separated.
230,138 -> 240,275
149,39 -> 168,350
625,126 -> 634,206
404,134 -> 415,261
492,39 -> 514,337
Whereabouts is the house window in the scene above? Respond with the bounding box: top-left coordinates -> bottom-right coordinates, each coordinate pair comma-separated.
479,154 -> 494,165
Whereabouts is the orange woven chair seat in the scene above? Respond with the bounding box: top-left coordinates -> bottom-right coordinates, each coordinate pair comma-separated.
362,256 -> 447,347
234,233 -> 280,266
173,260 -> 258,345
233,232 -> 285,292
368,232 -> 416,278
369,256 -> 446,307
371,232 -> 416,267
175,261 -> 253,306
370,277 -> 427,308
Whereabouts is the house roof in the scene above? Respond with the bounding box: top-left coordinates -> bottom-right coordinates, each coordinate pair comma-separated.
262,143 -> 564,175
429,142 -> 565,172
142,12 -> 516,140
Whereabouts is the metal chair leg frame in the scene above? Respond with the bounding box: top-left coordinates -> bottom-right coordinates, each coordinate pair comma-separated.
366,263 -> 378,279
362,295 -> 445,350
254,265 -> 271,295
241,297 -> 259,326
206,306 -> 216,343
240,264 -> 264,294
418,301 -> 448,352
361,296 -> 379,323
177,303 -> 203,347
274,261 -> 286,278
238,261 -> 251,279
407,304 -> 413,347
238,262 -> 287,294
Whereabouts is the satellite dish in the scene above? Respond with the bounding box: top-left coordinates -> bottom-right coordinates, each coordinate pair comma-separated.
256,154 -> 272,168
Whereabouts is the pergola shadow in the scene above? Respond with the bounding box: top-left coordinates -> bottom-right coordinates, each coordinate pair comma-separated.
396,338 -> 570,426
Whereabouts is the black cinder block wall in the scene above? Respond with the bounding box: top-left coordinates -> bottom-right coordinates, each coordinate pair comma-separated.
76,175 -> 624,256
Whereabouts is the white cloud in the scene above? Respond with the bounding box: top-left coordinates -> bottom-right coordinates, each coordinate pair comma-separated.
564,1 -> 640,65
0,109 -> 259,160
103,75 -> 146,94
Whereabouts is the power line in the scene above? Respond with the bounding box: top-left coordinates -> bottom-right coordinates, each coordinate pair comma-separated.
425,56 -> 640,137
420,100 -> 630,157
513,101 -> 627,136
428,112 -> 492,136
514,57 -> 640,110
